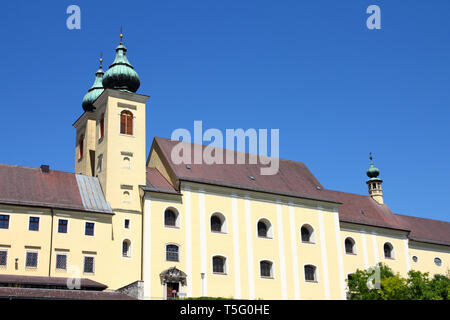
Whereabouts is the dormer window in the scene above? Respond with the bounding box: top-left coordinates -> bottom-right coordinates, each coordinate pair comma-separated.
120,110 -> 133,135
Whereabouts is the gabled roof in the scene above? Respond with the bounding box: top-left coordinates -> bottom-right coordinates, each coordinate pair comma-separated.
0,164 -> 113,214
150,137 -> 339,204
143,167 -> 179,195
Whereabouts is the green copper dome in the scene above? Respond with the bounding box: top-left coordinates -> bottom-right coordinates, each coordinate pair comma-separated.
366,154 -> 382,183
82,58 -> 105,112
102,34 -> 140,93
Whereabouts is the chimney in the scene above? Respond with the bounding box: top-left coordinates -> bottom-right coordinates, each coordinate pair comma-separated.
40,165 -> 50,173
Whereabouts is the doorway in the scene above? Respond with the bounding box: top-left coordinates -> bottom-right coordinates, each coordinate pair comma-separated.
166,282 -> 179,300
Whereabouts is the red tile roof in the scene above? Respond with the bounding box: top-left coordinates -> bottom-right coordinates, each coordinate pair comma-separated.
322,189 -> 408,231
143,167 -> 179,194
0,164 -> 112,214
0,274 -> 107,290
0,287 -> 136,300
147,137 -> 450,246
394,214 -> 450,246
151,137 -> 339,203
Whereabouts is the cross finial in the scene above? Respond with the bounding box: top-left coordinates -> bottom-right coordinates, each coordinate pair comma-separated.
369,152 -> 373,161
99,51 -> 103,68
120,26 -> 123,44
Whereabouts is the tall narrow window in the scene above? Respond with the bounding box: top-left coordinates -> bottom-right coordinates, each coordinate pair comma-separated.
120,110 -> 133,135
29,217 -> 39,231
85,222 -> 95,236
122,240 -> 131,257
260,260 -> 273,278
212,256 -> 226,274
26,252 -> 38,268
384,242 -> 394,259
304,265 -> 317,282
79,135 -> 84,159
345,237 -> 356,254
301,224 -> 314,243
83,256 -> 94,273
56,254 -> 67,270
166,244 -> 179,262
0,215 -> 9,229
164,209 -> 178,227
58,219 -> 68,233
0,251 -> 7,266
99,113 -> 105,139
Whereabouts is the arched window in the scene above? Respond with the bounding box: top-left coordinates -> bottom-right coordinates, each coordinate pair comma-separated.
99,113 -> 105,139
210,213 -> 226,233
257,219 -> 272,238
384,242 -> 394,259
164,208 -> 178,227
120,110 -> 133,135
304,265 -> 317,282
212,256 -> 226,274
166,244 -> 179,262
260,260 -> 273,278
345,237 -> 356,254
434,257 -> 442,267
122,239 -> 131,257
79,135 -> 84,159
300,224 -> 314,243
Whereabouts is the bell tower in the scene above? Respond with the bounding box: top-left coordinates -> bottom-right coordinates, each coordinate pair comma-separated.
366,153 -> 384,204
73,55 -> 104,176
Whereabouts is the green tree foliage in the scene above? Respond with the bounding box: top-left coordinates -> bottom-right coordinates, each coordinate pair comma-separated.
347,263 -> 450,300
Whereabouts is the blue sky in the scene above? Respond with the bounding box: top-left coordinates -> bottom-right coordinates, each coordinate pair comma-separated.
1,1 -> 449,222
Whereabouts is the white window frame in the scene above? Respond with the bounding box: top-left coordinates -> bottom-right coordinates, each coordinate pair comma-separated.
84,221 -> 95,237
259,259 -> 275,279
25,250 -> 39,269
303,264 -> 318,283
0,249 -> 8,267
55,253 -> 68,270
256,218 -> 273,239
83,255 -> 95,274
211,255 -> 228,275
57,218 -> 69,234
210,212 -> 227,233
122,239 -> 132,258
300,223 -> 315,244
163,206 -> 181,229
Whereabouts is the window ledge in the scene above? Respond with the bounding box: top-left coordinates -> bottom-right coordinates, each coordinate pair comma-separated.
212,272 -> 227,276
164,225 -> 180,229
305,280 -> 318,283
211,231 -> 227,235
346,252 -> 357,256
384,257 -> 395,260
257,236 -> 273,240
301,241 -> 315,244
261,276 -> 274,280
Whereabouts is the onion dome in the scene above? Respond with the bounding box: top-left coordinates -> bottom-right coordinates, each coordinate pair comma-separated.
366,153 -> 382,182
82,55 -> 105,112
102,31 -> 140,92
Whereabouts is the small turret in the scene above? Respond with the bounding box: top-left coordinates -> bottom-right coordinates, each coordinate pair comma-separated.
366,153 -> 384,204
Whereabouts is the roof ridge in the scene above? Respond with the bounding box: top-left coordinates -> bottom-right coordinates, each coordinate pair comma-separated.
395,213 -> 450,224
153,136 -> 307,166
0,163 -> 75,175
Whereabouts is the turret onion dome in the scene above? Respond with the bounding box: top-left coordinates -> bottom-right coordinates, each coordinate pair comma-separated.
82,56 -> 105,112
366,153 -> 382,182
102,32 -> 140,93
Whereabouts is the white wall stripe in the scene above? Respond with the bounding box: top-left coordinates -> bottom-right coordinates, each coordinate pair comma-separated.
143,195 -> 151,299
371,231 -> 379,265
276,201 -> 288,300
317,207 -> 330,299
404,237 -> 411,272
231,194 -> 242,299
244,196 -> 255,299
333,210 -> 346,299
361,230 -> 369,269
184,187 -> 193,297
199,189 -> 207,296
288,202 -> 300,299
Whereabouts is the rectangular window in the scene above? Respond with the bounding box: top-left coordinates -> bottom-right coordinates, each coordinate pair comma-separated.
124,219 -> 130,229
29,217 -> 39,231
26,252 -> 38,268
56,254 -> 67,270
85,222 -> 95,236
0,251 -> 7,266
83,256 -> 94,273
58,219 -> 68,233
0,215 -> 9,229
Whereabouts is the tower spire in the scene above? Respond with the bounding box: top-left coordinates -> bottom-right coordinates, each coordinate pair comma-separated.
102,29 -> 140,92
81,53 -> 105,112
366,153 -> 384,204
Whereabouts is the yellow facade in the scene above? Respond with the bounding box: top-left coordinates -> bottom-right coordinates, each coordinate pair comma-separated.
0,48 -> 449,300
